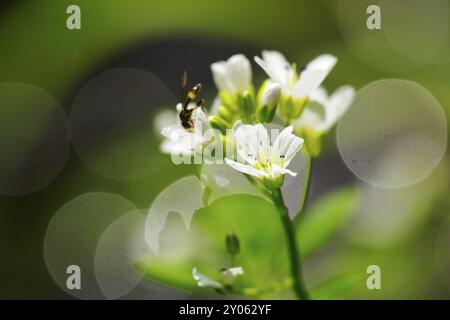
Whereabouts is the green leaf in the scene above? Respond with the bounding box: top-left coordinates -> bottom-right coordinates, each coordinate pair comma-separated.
310,272 -> 364,299
135,259 -> 199,290
137,194 -> 292,297
297,187 -> 360,258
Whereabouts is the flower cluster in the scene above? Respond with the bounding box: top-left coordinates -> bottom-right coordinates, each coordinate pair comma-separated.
152,50 -> 355,298
156,50 -> 354,188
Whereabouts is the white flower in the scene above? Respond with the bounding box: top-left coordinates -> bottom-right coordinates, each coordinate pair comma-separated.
192,268 -> 223,289
222,267 -> 244,283
293,86 -> 355,134
158,103 -> 212,155
209,96 -> 222,115
211,54 -> 252,94
254,50 -> 336,100
225,122 -> 304,182
261,82 -> 282,108
153,109 -> 179,136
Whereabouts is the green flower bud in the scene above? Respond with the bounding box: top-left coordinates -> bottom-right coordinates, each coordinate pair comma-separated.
261,83 -> 281,107
278,95 -> 308,123
219,91 -> 238,112
295,127 -> 323,157
258,83 -> 281,122
261,175 -> 285,190
225,232 -> 240,256
218,105 -> 234,122
209,115 -> 231,135
237,90 -> 256,123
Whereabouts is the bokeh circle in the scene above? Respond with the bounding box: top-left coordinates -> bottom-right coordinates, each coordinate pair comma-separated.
338,0 -> 420,71
0,82 -> 69,196
44,192 -> 137,299
338,0 -> 450,70
380,0 -> 449,64
337,79 -> 447,188
95,209 -> 148,300
70,68 -> 176,180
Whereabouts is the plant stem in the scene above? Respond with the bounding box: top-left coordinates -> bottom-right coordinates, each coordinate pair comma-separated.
294,156 -> 314,225
272,188 -> 310,300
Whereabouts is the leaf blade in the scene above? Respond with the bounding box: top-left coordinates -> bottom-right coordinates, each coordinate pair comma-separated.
297,187 -> 360,258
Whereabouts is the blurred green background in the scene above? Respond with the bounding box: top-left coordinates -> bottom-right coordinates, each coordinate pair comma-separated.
0,0 -> 449,299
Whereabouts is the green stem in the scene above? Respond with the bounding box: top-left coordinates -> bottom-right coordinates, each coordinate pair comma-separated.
272,188 -> 310,300
294,156 -> 314,225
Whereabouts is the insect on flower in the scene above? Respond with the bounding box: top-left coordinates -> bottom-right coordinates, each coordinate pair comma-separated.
178,71 -> 206,132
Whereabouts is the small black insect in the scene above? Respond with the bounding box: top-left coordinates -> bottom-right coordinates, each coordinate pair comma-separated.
178,71 -> 205,132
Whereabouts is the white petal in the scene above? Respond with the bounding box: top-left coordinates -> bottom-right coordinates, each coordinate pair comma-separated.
241,123 -> 270,164
153,109 -> 178,136
226,54 -> 252,93
294,87 -> 329,132
211,62 -> 234,93
255,125 -> 270,164
262,50 -> 290,68
209,96 -> 221,115
159,139 -> 177,154
294,85 -> 354,133
292,54 -> 336,99
270,129 -> 284,161
324,85 -> 355,130
271,126 -> 303,165
261,82 -> 282,106
254,56 -> 288,90
307,54 -> 337,73
192,268 -> 223,289
211,54 -> 251,94
272,163 -> 297,177
271,125 -> 293,160
235,123 -> 270,165
309,86 -> 328,106
282,135 -> 304,165
225,158 -> 267,178
222,266 -> 244,282
261,50 -> 294,87
193,108 -> 209,128
161,124 -> 188,140
292,69 -> 327,99
293,101 -> 327,133
160,135 -> 194,155
234,123 -> 261,165
255,56 -> 279,83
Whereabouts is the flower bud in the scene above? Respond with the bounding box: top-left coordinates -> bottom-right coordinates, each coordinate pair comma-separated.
225,232 -> 240,256
294,127 -> 323,157
259,83 -> 281,122
218,105 -> 234,122
278,95 -> 308,122
209,115 -> 231,135
211,54 -> 252,94
261,83 -> 281,108
237,91 -> 256,123
261,175 -> 285,190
